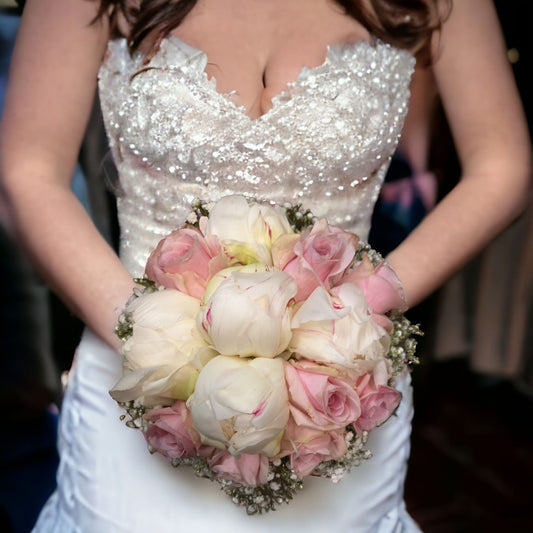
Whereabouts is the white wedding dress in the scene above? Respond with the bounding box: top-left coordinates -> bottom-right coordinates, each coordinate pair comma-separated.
33,35 -> 419,532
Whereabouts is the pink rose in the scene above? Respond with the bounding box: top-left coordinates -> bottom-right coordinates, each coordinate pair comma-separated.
273,219 -> 358,301
208,450 -> 269,487
280,418 -> 347,477
143,401 -> 201,459
340,255 -> 407,331
285,360 -> 361,431
352,367 -> 402,433
145,227 -> 227,299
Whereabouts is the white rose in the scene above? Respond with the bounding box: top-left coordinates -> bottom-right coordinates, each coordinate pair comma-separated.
197,265 -> 297,358
187,356 -> 289,456
290,284 -> 390,367
110,289 -> 215,405
201,195 -> 293,265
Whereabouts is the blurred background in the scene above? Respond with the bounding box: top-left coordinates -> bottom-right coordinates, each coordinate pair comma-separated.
0,1 -> 532,531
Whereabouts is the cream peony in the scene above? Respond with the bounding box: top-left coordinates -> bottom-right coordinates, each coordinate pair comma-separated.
201,195 -> 293,265
187,356 -> 289,456
110,289 -> 215,405
290,284 -> 390,368
198,265 -> 297,358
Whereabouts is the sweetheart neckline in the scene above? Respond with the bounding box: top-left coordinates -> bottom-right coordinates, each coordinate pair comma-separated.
103,34 -> 414,124
157,34 -> 402,123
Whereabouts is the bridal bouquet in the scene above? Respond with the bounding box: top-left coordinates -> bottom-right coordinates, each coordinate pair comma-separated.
111,195 -> 420,514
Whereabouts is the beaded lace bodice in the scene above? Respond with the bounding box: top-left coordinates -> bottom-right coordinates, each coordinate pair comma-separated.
98,36 -> 415,276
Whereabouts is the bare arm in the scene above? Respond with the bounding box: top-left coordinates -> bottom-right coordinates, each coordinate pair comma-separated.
387,0 -> 531,307
0,0 -> 135,349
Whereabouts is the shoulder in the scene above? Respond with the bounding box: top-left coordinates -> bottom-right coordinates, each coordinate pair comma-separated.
431,0 -> 529,159
0,0 -> 112,182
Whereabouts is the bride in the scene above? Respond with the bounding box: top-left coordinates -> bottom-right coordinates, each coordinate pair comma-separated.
1,0 -> 530,531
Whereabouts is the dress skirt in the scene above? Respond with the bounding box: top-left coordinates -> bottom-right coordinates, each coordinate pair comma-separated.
33,329 -> 422,533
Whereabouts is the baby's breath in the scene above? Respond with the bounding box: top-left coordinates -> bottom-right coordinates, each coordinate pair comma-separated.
388,313 -> 422,376
114,278 -> 158,342
284,203 -> 316,232
117,400 -> 147,429
312,429 -> 372,482
189,198 -> 212,229
220,460 -> 303,514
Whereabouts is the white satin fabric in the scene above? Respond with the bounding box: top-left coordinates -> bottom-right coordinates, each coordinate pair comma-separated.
33,330 -> 420,533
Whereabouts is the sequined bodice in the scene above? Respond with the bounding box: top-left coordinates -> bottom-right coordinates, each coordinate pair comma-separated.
98,36 -> 415,276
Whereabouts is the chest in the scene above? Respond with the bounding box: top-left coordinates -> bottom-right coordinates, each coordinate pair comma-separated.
100,36 -> 414,186
170,0 -> 371,119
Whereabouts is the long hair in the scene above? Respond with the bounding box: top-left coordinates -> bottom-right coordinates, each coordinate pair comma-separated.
94,0 -> 451,61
